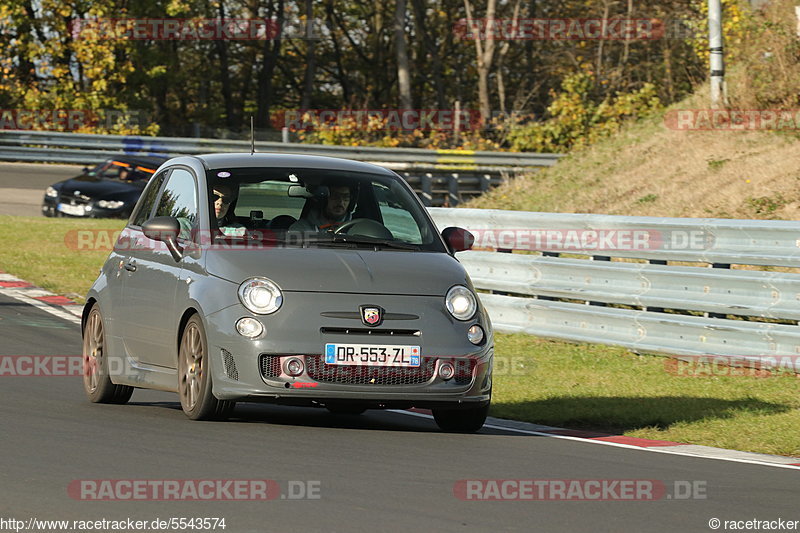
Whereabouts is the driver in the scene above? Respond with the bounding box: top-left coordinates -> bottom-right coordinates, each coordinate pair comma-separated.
290,183 -> 354,233
212,182 -> 246,237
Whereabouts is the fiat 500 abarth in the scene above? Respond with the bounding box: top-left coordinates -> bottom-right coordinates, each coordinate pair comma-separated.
82,153 -> 493,432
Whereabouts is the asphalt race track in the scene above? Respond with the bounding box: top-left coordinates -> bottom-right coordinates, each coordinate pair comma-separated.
0,291 -> 798,533
0,162 -> 83,216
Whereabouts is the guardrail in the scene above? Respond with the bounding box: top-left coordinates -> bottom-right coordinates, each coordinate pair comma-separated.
428,208 -> 800,362
0,130 -> 560,207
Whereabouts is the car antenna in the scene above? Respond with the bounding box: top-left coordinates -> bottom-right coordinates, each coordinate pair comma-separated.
250,116 -> 255,155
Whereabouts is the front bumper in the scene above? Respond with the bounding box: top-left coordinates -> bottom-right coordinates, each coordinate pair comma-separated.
42,196 -> 130,218
202,294 -> 493,408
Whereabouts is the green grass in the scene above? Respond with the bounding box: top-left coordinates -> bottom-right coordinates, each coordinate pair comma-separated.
2,215 -> 798,457
492,334 -> 800,457
0,216 -> 125,301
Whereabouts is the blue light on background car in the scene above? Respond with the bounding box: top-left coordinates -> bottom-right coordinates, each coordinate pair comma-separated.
238,277 -> 283,315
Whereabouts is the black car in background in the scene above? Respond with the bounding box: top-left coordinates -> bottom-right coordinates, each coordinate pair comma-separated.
42,155 -> 169,218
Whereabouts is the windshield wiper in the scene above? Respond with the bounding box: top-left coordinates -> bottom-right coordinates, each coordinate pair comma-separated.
304,233 -> 420,250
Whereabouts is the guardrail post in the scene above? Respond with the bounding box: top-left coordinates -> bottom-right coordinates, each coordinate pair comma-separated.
643,260 -> 667,313
480,173 -> 491,192
587,256 -> 611,306
706,263 -> 732,318
448,174 -> 460,207
420,174 -> 433,207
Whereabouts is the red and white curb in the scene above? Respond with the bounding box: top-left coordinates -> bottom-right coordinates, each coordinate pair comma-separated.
0,271 -> 82,324
395,409 -> 800,471
1,270 -> 798,471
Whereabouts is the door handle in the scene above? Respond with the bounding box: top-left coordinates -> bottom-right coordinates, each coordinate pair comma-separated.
124,261 -> 137,272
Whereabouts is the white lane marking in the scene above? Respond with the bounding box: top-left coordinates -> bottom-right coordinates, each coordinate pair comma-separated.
391,410 -> 800,471
0,288 -> 81,325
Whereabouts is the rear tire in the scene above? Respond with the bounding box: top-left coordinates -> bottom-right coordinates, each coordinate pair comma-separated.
178,315 -> 235,420
82,304 -> 134,404
432,403 -> 489,433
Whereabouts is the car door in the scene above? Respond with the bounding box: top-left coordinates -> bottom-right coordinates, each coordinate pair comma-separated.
119,167 -> 200,369
105,169 -> 168,353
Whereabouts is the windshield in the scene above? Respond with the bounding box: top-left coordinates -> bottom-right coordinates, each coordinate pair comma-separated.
206,167 -> 445,252
87,160 -> 154,183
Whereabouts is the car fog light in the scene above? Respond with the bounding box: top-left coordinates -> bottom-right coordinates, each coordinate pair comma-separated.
235,317 -> 263,338
467,325 -> 484,345
285,357 -> 304,377
439,362 -> 455,380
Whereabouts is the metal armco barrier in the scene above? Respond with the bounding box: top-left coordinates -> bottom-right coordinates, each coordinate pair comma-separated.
0,130 -> 560,206
428,208 -> 800,361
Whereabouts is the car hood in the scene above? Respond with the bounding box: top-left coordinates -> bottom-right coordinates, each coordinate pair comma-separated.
205,247 -> 469,296
56,175 -> 142,199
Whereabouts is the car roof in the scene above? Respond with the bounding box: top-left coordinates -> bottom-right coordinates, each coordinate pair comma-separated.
109,154 -> 171,168
193,153 -> 396,177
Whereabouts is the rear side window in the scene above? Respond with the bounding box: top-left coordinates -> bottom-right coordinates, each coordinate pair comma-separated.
130,170 -> 168,227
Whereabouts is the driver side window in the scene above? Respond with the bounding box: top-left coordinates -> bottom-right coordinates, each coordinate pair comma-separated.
154,168 -> 198,240
130,170 -> 168,227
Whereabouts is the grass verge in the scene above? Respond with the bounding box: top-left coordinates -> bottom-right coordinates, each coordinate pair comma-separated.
493,334 -> 800,457
1,215 -> 798,457
0,215 -> 125,301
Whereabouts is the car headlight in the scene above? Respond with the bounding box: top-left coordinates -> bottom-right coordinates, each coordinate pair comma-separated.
238,277 -> 283,315
445,285 -> 477,321
45,186 -> 58,198
96,200 -> 125,209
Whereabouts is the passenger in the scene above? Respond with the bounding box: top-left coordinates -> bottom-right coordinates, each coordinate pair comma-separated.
289,183 -> 354,233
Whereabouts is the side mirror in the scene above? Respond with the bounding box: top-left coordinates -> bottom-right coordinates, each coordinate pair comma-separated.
442,226 -> 474,253
142,216 -> 183,261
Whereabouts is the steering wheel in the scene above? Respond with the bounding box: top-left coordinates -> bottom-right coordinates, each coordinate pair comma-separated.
334,218 -> 394,239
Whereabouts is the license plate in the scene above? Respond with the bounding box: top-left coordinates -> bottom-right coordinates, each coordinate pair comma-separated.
324,344 -> 421,367
57,203 -> 86,216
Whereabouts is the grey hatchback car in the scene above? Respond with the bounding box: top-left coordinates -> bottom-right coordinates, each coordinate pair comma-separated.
82,153 -> 493,432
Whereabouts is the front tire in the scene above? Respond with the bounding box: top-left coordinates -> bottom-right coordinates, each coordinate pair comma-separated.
432,403 -> 489,433
82,304 -> 134,404
178,315 -> 235,420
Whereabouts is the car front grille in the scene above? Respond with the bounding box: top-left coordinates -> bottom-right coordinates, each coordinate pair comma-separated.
221,349 -> 239,381
58,194 -> 91,206
306,355 -> 436,385
258,354 -> 478,386
260,355 -> 282,378
453,359 -> 477,385
320,327 -> 421,337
